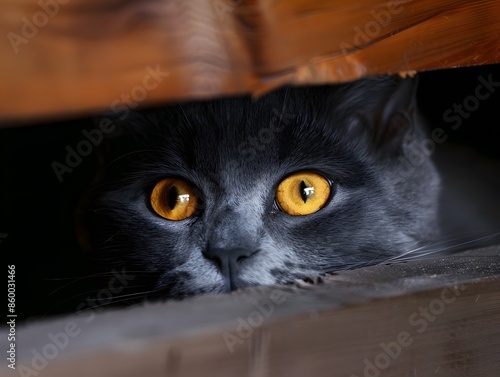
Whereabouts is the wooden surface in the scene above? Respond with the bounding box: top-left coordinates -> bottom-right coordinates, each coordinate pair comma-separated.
2,246 -> 499,377
1,0 -> 500,124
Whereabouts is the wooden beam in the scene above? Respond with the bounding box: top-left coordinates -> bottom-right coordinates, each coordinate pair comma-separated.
4,246 -> 500,376
1,0 -> 500,124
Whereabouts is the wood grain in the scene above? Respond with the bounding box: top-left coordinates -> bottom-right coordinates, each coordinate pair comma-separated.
1,0 -> 500,124
2,246 -> 499,376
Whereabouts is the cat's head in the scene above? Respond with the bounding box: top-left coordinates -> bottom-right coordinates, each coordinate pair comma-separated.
76,75 -> 441,301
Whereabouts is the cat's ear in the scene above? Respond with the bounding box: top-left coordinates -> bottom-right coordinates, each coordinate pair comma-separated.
374,76 -> 419,156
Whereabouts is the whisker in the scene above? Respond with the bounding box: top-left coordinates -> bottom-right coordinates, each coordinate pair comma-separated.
389,231 -> 500,263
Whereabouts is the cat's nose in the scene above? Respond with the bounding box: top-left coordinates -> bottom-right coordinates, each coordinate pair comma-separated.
203,247 -> 255,268
203,247 -> 257,290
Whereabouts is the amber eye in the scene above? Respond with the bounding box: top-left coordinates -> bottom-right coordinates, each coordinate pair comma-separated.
276,171 -> 331,216
150,178 -> 199,220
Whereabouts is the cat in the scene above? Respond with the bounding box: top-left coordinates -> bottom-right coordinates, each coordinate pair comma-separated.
75,75 -> 441,304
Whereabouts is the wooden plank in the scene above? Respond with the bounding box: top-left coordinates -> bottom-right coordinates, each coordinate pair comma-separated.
1,0 -> 500,124
2,246 -> 499,376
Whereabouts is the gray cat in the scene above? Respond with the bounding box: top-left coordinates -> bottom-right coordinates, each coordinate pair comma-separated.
76,75 -> 441,302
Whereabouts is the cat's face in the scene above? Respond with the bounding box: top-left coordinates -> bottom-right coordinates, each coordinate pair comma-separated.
76,76 -> 441,301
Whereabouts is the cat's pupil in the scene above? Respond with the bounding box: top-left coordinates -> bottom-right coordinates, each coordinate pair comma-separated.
300,180 -> 314,203
168,186 -> 178,210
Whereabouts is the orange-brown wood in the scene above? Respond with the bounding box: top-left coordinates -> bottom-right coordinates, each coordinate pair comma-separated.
1,0 -> 500,124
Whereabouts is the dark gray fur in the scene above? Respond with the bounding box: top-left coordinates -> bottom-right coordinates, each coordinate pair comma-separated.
76,76 -> 441,301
